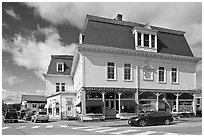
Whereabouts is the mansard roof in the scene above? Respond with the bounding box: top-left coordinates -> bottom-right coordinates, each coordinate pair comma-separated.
82,15 -> 194,57
46,55 -> 73,75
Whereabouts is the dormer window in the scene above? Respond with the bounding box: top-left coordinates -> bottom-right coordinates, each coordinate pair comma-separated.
132,23 -> 158,52
57,62 -> 64,72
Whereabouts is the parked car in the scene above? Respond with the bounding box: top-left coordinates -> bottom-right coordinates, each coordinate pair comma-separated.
128,111 -> 173,127
23,111 -> 34,121
31,111 -> 49,123
3,111 -> 18,123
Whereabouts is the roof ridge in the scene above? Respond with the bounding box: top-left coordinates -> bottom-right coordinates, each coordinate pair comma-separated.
86,14 -> 185,35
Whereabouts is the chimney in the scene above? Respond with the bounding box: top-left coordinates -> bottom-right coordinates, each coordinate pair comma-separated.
115,14 -> 122,21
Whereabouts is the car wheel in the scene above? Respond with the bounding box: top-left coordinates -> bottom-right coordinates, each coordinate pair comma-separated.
164,119 -> 170,125
139,120 -> 146,127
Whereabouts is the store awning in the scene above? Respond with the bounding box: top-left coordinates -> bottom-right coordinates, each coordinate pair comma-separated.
86,100 -> 103,106
121,100 -> 137,106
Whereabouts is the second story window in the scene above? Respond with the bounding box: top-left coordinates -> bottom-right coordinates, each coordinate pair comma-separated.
57,62 -> 64,72
56,83 -> 60,92
124,63 -> 132,81
56,83 -> 66,92
158,67 -> 166,83
171,68 -> 178,83
61,83 -> 65,92
144,34 -> 149,47
107,62 -> 116,80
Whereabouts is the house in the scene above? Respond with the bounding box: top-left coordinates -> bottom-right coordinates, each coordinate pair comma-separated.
44,14 -> 201,120
21,95 -> 47,113
43,55 -> 75,120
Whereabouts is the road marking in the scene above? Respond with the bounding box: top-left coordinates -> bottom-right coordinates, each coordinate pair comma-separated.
72,126 -> 94,129
164,132 -> 179,135
134,131 -> 156,135
31,126 -> 40,129
111,129 -> 136,134
2,127 -> 9,130
84,127 -> 109,131
95,128 -> 118,133
16,126 -> 27,129
60,125 -> 67,128
46,125 -> 53,128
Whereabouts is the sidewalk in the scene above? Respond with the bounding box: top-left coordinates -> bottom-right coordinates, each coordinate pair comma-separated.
58,117 -> 202,127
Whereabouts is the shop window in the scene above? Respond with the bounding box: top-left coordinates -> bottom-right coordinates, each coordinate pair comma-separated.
105,92 -> 118,99
179,93 -> 193,99
107,62 -> 116,80
139,92 -> 156,99
48,108 -> 52,115
56,103 -> 59,115
86,106 -> 102,114
121,91 -> 134,99
86,91 -> 102,99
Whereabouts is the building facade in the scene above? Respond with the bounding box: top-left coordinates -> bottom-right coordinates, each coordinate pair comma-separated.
44,14 -> 201,120
21,95 -> 47,113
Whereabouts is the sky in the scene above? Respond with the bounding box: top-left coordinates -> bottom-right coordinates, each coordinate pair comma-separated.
2,2 -> 202,104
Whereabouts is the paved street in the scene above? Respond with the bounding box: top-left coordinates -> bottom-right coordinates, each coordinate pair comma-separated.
2,119 -> 202,135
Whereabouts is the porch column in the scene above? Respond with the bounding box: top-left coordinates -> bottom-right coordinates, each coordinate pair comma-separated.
81,89 -> 86,120
135,90 -> 139,114
118,92 -> 122,115
102,91 -> 106,117
176,93 -> 180,113
155,92 -> 160,111
192,93 -> 197,116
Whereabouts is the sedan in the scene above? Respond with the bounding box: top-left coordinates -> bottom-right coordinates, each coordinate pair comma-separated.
3,111 -> 18,123
31,111 -> 49,123
128,111 -> 174,127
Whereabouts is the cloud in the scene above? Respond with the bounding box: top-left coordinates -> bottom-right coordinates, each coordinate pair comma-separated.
2,89 -> 24,104
2,69 -> 24,85
4,8 -> 21,21
25,2 -> 201,57
2,26 -> 75,80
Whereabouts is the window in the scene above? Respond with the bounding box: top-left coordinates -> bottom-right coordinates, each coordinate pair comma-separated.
124,63 -> 132,81
56,103 -> 59,115
57,63 -> 64,72
107,62 -> 116,80
137,32 -> 142,46
32,104 -> 37,108
56,83 -> 60,92
48,108 -> 52,115
151,35 -> 155,48
56,83 -> 66,92
159,67 -> 166,83
61,83 -> 65,92
171,68 -> 178,83
196,98 -> 201,108
144,34 -> 149,47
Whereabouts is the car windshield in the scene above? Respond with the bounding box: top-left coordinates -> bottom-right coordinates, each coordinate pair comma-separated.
39,112 -> 47,115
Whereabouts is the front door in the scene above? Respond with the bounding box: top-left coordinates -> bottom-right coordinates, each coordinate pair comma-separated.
67,105 -> 72,116
105,100 -> 117,118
